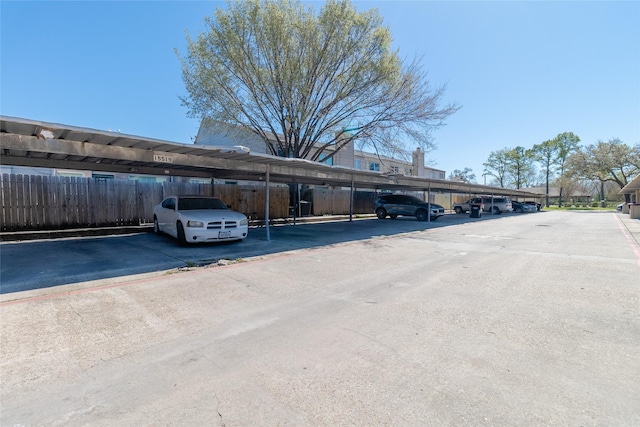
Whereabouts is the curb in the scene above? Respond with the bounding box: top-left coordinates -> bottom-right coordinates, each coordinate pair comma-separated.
0,215 -> 376,242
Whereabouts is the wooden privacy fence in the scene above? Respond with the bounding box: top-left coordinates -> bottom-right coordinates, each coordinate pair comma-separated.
215,185 -> 289,220
2,174 -> 457,232
310,188 -> 377,216
0,174 -> 289,231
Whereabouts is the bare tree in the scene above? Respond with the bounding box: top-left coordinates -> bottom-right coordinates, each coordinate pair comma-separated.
178,0 -> 460,161
448,168 -> 476,183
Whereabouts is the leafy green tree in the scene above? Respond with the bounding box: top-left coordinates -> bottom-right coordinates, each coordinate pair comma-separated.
448,168 -> 476,183
483,148 -> 510,188
505,146 -> 535,189
554,132 -> 580,207
567,138 -> 640,203
531,138 -> 557,207
530,132 -> 580,206
179,0 -> 459,162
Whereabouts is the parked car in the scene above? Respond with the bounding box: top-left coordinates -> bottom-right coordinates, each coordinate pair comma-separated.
453,196 -> 513,214
523,201 -> 542,211
512,201 -> 536,213
374,194 -> 445,221
616,203 -> 624,211
153,195 -> 249,245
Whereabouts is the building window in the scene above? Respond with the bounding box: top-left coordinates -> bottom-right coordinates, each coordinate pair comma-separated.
92,173 -> 114,182
438,172 -> 445,179
58,171 -> 86,178
354,159 -> 361,170
390,166 -> 400,173
189,178 -> 211,184
369,162 -> 380,171
405,168 -> 413,175
134,176 -> 159,183
320,156 -> 334,166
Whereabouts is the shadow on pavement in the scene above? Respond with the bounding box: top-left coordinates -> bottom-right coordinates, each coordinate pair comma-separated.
1,214 -> 507,294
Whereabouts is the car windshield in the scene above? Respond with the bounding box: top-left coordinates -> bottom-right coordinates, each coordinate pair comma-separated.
178,198 -> 228,210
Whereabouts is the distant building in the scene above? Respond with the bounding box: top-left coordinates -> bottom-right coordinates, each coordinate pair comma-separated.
194,122 -> 446,182
522,186 -> 592,205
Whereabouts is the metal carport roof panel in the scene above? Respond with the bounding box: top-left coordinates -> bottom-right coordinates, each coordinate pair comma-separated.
1,115 -> 542,197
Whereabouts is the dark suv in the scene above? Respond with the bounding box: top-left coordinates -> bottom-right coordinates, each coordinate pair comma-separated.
374,194 -> 445,221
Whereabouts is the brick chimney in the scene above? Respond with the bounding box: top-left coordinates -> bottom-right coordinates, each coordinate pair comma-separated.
412,147 -> 425,177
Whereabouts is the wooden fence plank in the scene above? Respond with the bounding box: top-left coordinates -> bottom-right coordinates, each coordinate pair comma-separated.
1,174 -> 13,230
4,175 -> 14,229
17,175 -> 27,227
33,175 -> 42,227
0,174 -> 7,230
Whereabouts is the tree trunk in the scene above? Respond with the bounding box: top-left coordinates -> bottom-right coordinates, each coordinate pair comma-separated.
545,169 -> 550,208
558,187 -> 563,207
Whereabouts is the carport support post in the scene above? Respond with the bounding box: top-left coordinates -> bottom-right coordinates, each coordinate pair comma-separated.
265,166 -> 270,241
449,188 -> 453,212
491,192 -> 495,215
428,184 -> 432,223
349,174 -> 354,222
292,180 -> 298,226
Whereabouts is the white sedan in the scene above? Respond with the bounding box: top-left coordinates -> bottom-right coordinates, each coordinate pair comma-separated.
153,196 -> 248,245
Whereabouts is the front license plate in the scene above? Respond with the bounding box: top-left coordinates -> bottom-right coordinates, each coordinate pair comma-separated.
218,231 -> 231,239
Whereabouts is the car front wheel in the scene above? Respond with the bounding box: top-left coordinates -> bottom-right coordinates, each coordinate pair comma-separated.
177,221 -> 187,245
492,207 -> 500,214
454,206 -> 463,214
376,208 -> 387,219
153,216 -> 161,234
416,209 -> 428,221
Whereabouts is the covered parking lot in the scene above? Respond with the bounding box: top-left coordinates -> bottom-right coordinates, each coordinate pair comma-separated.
1,116 -> 541,239
2,118 -> 638,425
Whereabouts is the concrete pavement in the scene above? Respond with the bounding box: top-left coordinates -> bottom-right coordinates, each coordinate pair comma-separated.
1,211 -> 639,425
617,210 -> 640,246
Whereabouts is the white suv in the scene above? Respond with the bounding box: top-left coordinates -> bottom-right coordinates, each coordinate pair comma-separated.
453,196 -> 513,214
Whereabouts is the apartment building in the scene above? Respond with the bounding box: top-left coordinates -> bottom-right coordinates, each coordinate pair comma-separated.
194,123 -> 446,181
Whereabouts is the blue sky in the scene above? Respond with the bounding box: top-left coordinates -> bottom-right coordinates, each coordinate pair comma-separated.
2,0 -> 638,182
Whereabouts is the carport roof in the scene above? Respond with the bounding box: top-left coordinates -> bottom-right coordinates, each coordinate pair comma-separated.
619,174 -> 640,195
1,116 -> 541,197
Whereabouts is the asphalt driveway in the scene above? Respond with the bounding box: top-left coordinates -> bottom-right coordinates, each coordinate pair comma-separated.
1,214 -> 470,294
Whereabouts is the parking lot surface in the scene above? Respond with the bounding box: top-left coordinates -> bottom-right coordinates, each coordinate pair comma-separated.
1,211 -> 639,425
1,214 -> 470,294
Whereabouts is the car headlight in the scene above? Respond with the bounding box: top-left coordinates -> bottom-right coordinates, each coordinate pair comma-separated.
186,220 -> 204,228
240,218 -> 249,226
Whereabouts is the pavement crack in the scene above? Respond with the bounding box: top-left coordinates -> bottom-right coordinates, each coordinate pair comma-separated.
213,391 -> 225,426
68,301 -> 84,323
